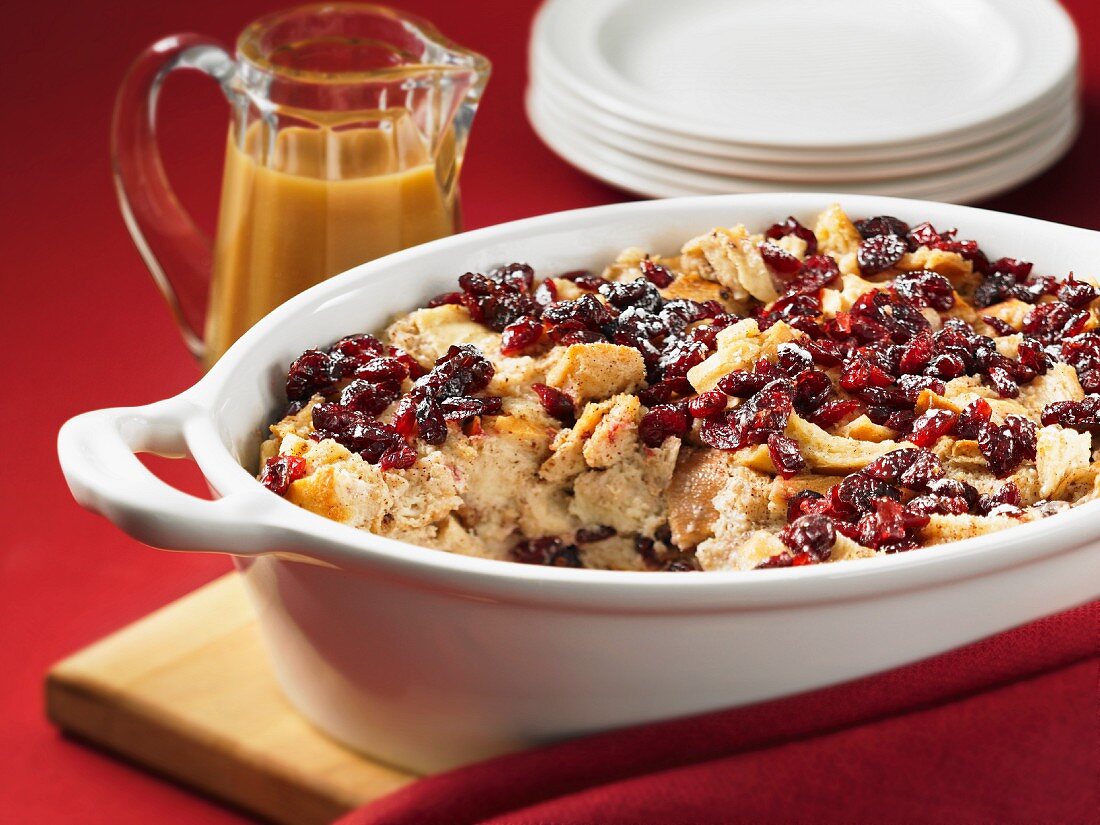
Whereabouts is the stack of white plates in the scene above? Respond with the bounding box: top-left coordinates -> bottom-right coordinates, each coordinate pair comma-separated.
527,0 -> 1080,202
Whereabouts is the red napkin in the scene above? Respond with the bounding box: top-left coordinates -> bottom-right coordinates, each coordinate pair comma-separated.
338,601 -> 1097,825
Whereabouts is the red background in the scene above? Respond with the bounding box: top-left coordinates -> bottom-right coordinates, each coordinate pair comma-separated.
3,1 -> 1099,821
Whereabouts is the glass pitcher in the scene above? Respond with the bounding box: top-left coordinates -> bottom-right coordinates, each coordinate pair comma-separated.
112,4 -> 489,369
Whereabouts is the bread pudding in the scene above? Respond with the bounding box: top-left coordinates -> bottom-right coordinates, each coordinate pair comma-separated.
258,204 -> 1100,571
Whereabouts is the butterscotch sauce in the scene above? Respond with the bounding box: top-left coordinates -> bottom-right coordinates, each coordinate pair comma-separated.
205,120 -> 458,367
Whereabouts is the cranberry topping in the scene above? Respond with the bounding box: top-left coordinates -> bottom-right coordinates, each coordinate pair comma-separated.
907,409 -> 957,448
892,270 -> 955,311
977,415 -> 1037,478
855,215 -> 909,239
687,390 -> 727,418
500,315 -> 544,355
760,514 -> 836,568
511,537 -> 583,567
764,216 -> 818,255
339,378 -> 401,417
857,233 -> 908,275
640,259 -> 675,288
439,395 -> 504,420
575,525 -> 615,544
1022,301 -> 1091,345
640,402 -> 691,447
531,383 -> 575,424
260,455 -> 307,496
457,267 -> 538,331
767,433 -> 806,478
1041,395 -> 1100,432
1057,277 -> 1098,309
699,379 -> 793,451
286,349 -> 338,402
759,242 -> 802,276
379,443 -> 418,471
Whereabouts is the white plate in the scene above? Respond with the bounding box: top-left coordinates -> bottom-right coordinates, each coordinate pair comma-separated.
530,39 -> 1078,164
534,0 -> 1078,149
528,88 -> 1079,202
530,78 -> 1077,183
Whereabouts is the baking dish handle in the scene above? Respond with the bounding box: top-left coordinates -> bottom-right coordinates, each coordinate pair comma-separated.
58,399 -> 279,555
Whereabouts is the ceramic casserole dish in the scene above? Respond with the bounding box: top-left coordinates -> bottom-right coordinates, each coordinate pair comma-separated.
58,194 -> 1100,773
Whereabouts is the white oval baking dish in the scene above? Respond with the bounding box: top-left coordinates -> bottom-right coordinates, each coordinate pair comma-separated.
58,194 -> 1100,773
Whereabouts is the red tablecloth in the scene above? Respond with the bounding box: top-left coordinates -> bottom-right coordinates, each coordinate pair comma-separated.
3,0 -> 1098,822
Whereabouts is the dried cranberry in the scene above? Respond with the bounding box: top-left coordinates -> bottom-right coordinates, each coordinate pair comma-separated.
286,349 -> 338,402
379,443 -> 418,471
687,390 -> 727,418
953,398 -> 992,439
600,279 -> 663,312
439,395 -> 503,420
907,494 -> 969,516
804,338 -> 845,367
1021,301 -> 1089,344
855,215 -> 910,239
512,537 -> 582,567
531,383 -> 575,424
638,375 -> 693,406
899,449 -> 945,489
570,272 -> 608,292
857,234 -> 907,275
415,344 -> 495,399
413,397 -> 448,445
783,254 -> 839,296
387,346 -> 425,380
907,409 -> 957,448
1041,395 -> 1100,432
1060,334 -> 1100,393
982,315 -> 1016,336
990,257 -> 1034,280
640,259 -> 675,288
352,356 -> 409,384
500,316 -> 544,355
765,216 -> 818,255
759,242 -> 802,276
806,399 -> 860,428
776,342 -> 813,377
1057,277 -> 1098,309
706,379 -> 794,450
855,497 -> 929,551
542,294 -> 615,339
534,279 -> 558,307
898,333 -> 934,375
340,379 -> 401,416
575,525 -> 615,544
927,352 -> 966,379
839,357 -> 893,393
776,514 -> 835,561
986,366 -> 1019,398
427,291 -> 463,307
892,270 -> 955,311
640,402 -> 691,447
1016,339 -> 1052,376
862,449 -> 922,483
792,370 -> 832,413
312,403 -> 406,463
767,433 -> 806,478
977,480 -> 1022,515
977,415 -> 1037,477
832,473 -> 901,517
457,268 -> 538,331
260,455 -> 307,496
786,489 -> 827,522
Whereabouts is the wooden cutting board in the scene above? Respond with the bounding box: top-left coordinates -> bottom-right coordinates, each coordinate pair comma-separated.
45,573 -> 417,825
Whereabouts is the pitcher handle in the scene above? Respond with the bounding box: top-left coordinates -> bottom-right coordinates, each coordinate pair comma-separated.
111,34 -> 237,362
